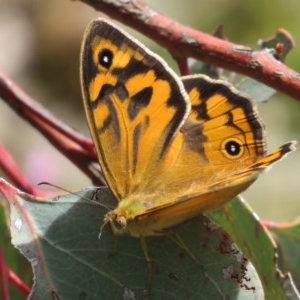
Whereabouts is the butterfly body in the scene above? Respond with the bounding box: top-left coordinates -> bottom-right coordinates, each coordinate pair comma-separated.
80,18 -> 296,238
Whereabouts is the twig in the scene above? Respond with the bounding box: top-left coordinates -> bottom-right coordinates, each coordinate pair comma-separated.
79,0 -> 300,102
0,248 -> 9,300
0,146 -> 41,195
9,269 -> 31,296
0,73 -> 104,187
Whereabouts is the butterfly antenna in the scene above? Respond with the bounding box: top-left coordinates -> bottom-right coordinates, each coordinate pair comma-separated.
98,218 -> 110,240
38,182 -> 112,211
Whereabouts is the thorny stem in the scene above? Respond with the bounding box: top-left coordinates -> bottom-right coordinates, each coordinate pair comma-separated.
79,0 -> 300,102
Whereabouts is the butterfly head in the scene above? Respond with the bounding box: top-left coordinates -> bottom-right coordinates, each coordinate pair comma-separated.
103,210 -> 128,235
101,194 -> 161,237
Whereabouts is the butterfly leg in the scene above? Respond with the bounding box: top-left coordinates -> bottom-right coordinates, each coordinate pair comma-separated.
140,237 -> 153,296
108,234 -> 119,258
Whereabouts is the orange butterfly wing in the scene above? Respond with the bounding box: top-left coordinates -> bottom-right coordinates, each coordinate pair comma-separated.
80,19 -> 190,200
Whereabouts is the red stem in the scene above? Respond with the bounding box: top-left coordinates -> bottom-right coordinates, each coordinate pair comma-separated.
0,73 -> 104,187
0,249 -> 9,300
9,270 -> 31,296
80,0 -> 300,102
0,146 -> 41,195
0,248 -> 31,298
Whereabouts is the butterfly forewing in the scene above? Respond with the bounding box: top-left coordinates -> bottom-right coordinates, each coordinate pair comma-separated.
80,19 -> 190,200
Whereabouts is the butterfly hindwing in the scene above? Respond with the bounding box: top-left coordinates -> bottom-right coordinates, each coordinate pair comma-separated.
181,74 -> 266,167
80,19 -> 190,200
127,76 -> 296,235
144,74 -> 269,195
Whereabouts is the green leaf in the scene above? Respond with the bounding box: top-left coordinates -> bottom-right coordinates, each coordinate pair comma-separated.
258,29 -> 295,62
0,179 -> 264,299
268,220 -> 300,292
208,198 -> 300,300
236,77 -> 276,103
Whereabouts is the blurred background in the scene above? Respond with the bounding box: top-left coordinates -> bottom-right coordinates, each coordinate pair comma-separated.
0,0 -> 299,222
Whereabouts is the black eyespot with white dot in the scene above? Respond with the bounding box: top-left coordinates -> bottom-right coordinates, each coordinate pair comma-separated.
221,138 -> 244,159
98,49 -> 113,69
225,140 -> 241,156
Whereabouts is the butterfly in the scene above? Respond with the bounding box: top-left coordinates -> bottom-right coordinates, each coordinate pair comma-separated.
80,18 -> 296,238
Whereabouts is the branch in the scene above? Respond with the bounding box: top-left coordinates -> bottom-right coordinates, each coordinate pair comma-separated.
0,73 -> 104,187
0,146 -> 41,195
79,0 -> 300,102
